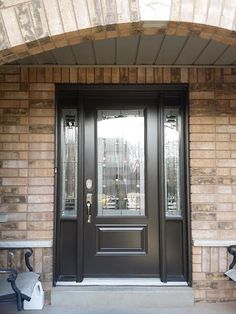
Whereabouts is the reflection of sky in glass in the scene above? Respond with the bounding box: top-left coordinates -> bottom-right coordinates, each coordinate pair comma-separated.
164,123 -> 179,142
98,117 -> 144,145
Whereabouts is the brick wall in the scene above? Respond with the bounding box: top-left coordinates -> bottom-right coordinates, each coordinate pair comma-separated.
0,66 -> 236,301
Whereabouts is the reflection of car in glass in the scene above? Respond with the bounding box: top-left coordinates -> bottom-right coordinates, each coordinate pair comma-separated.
127,193 -> 140,210
167,195 -> 176,210
103,196 -> 116,209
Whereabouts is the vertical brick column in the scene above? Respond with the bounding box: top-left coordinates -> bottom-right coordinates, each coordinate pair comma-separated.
0,67 -> 29,240
28,79 -> 55,240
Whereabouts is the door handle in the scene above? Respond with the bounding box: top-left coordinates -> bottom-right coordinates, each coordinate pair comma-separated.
87,201 -> 92,223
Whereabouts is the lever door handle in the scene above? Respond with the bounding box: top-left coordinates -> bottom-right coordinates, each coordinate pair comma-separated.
87,201 -> 92,223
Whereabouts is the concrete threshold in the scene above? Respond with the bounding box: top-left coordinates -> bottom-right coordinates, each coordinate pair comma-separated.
51,286 -> 194,308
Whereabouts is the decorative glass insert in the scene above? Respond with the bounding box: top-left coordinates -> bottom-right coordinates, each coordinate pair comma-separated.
60,109 -> 78,217
97,110 -> 145,216
164,108 -> 181,217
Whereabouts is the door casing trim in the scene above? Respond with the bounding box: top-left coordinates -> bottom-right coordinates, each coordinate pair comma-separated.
53,84 -> 191,286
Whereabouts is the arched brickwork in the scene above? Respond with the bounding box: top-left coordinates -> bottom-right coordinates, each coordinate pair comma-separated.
0,0 -> 235,64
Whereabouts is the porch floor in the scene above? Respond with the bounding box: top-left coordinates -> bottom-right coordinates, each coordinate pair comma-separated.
1,302 -> 236,314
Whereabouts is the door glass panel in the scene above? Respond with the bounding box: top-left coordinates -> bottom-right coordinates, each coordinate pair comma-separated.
97,109 -> 145,216
164,108 -> 181,217
60,109 -> 78,218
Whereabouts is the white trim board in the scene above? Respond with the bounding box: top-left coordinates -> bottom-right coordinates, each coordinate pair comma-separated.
56,278 -> 188,287
0,240 -> 53,248
193,240 -> 236,247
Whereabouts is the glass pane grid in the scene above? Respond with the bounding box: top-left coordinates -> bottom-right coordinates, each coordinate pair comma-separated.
164,108 -> 181,217
60,109 -> 78,218
97,109 -> 145,217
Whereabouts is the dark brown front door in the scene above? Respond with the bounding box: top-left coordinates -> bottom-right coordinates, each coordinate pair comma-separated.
55,85 -> 190,284
83,96 -> 159,276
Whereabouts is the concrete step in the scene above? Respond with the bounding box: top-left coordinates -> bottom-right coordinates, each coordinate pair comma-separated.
51,286 -> 194,308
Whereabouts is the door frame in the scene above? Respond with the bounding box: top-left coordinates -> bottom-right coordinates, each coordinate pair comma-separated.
53,84 -> 191,286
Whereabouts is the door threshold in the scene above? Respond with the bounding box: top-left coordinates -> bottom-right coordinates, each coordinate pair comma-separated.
56,278 -> 188,286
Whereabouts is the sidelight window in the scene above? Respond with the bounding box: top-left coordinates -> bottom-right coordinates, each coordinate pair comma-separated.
164,108 -> 181,217
60,109 -> 78,218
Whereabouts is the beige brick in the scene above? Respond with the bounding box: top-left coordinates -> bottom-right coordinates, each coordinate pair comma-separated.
0,204 -> 27,212
28,221 -> 53,231
190,91 -> 215,99
34,248 -> 43,273
29,91 -> 54,100
192,263 -> 201,272
29,151 -> 54,160
28,177 -> 54,186
207,289 -> 233,301
29,143 -> 54,151
210,248 -> 219,272
2,160 -> 27,168
191,185 -> 215,194
190,133 -> 216,141
29,117 -> 55,125
0,134 -> 19,142
192,246 -> 202,255
190,142 -> 215,150
19,169 -> 28,177
190,151 -> 215,159
216,134 -> 230,142
27,231 -> 53,240
192,229 -> 218,239
190,117 -> 215,125
216,159 -> 236,167
28,195 -> 54,204
29,109 -> 55,117
190,125 -> 215,133
28,212 -> 53,221
216,168 -> 230,176
216,194 -> 236,202
28,169 -> 54,177
217,212 -> 236,221
29,83 -> 54,91
28,204 -> 54,212
19,152 -> 28,160
190,159 -> 216,167
194,289 -> 206,301
216,142 -> 235,150
28,160 -> 54,169
28,186 -> 54,195
216,125 -> 236,133
2,125 -> 28,133
2,178 -> 27,186
215,117 -> 229,124
192,254 -> 201,264
0,169 -> 18,177
216,203 -> 233,211
216,151 -> 230,158
29,134 -> 54,143
1,231 -> 27,240
19,134 -> 28,142
216,185 -> 232,194
0,221 -> 27,231
231,168 -> 236,175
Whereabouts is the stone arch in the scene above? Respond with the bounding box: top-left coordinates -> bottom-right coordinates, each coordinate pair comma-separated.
0,0 -> 235,64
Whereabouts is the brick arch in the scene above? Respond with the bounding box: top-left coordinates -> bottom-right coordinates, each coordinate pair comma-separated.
0,0 -> 235,65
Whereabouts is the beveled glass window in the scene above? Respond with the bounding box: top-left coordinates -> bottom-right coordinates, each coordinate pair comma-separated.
60,109 -> 78,217
97,109 -> 145,216
164,108 -> 181,217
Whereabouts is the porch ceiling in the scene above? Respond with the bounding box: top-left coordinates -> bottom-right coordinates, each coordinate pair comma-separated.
9,35 -> 236,66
